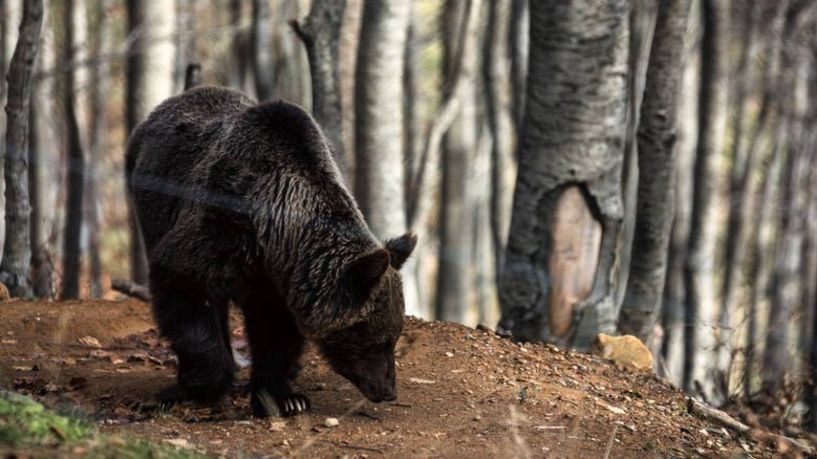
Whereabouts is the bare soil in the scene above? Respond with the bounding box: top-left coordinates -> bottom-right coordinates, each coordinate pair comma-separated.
0,299 -> 792,457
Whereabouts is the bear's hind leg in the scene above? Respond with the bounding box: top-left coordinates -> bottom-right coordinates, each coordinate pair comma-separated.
150,278 -> 235,404
241,286 -> 308,417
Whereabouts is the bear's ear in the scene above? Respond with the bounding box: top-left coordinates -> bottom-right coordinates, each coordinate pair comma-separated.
385,232 -> 418,270
342,248 -> 390,307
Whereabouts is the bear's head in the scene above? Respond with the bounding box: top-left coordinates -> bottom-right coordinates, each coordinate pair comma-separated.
316,232 -> 417,403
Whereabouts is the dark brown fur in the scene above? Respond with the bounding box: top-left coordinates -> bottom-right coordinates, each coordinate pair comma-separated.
125,86 -> 416,417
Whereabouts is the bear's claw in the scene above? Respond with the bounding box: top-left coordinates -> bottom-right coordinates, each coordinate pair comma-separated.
252,390 -> 311,417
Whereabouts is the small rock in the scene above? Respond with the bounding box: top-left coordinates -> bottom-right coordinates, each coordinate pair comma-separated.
473,415 -> 481,421
78,336 -> 102,349
269,421 -> 286,432
324,417 -> 340,428
445,352 -> 454,358
592,333 -> 653,371
0,282 -> 10,301
164,438 -> 191,449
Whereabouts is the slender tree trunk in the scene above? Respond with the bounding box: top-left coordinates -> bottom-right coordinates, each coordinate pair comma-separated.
228,0 -> 250,91
763,34 -> 812,393
744,132 -> 785,396
174,0 -> 197,93
483,0 -> 515,280
339,0 -> 362,184
126,0 -> 175,285
251,0 -> 274,101
436,0 -> 480,324
719,0 -> 760,333
353,0 -> 418,314
614,0 -> 656,314
498,0 -> 629,349
0,0 -> 43,297
60,0 -> 85,300
682,0 -> 729,403
619,0 -> 690,342
85,0 -> 108,298
291,0 -> 346,175
508,0 -> 528,132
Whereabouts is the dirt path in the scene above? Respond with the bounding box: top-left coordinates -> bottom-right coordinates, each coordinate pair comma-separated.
0,299 -> 782,457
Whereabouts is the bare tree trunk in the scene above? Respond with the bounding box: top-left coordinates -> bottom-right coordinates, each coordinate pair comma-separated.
719,0 -> 760,338
85,0 -> 108,298
661,0 -> 701,386
174,0 -> 197,93
508,0 -> 528,131
274,0 -> 310,109
763,31 -> 812,393
619,0 -> 690,342
227,0 -> 250,91
339,0 -> 362,184
353,0 -> 418,314
682,0 -> 729,403
291,0 -> 346,175
251,0 -> 274,101
744,133 -> 785,396
435,0 -> 480,324
483,0 -> 515,280
614,0 -> 656,314
498,0 -> 629,349
0,0 -> 43,297
60,0 -> 86,300
126,0 -> 175,285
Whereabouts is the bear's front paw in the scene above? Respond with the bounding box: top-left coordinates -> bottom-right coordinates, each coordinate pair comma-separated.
251,390 -> 311,417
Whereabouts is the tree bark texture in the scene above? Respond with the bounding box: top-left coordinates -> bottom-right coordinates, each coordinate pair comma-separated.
353,0 -> 418,315
251,0 -> 274,101
0,0 -> 43,297
85,0 -> 108,298
483,0 -> 516,281
174,0 -> 197,93
508,0 -> 528,132
681,0 -> 729,402
762,25 -> 813,392
126,0 -> 175,285
60,0 -> 85,300
619,0 -> 690,342
661,0 -> 701,386
436,0 -> 480,324
498,0 -> 629,350
292,0 -> 347,176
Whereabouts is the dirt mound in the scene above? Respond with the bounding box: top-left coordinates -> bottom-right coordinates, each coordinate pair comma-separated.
0,299 -> 793,457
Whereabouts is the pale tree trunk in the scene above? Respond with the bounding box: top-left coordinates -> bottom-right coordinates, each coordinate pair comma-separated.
763,26 -> 813,393
683,0 -> 729,403
0,0 -> 43,297
353,0 -> 418,315
719,0 -> 760,338
614,0 -> 656,314
291,0 -> 347,175
619,0 -> 690,342
126,0 -> 175,285
498,0 -> 629,350
85,0 -> 108,298
508,0 -> 528,131
483,0 -> 515,281
61,0 -> 86,300
174,0 -> 197,93
661,0 -> 701,386
339,0 -> 362,184
801,130 -> 817,368
275,0 -> 310,109
403,0 -> 421,196
227,0 -> 251,91
744,132 -> 784,396
251,0 -> 274,101
436,0 -> 480,324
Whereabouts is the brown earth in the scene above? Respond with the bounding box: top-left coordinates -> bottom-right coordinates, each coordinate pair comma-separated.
0,299 -> 798,458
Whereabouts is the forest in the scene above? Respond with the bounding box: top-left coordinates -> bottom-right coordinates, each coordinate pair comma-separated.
1,0 -> 817,457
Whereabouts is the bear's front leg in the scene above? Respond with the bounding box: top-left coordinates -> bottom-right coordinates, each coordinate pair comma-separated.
241,286 -> 310,417
151,280 -> 235,404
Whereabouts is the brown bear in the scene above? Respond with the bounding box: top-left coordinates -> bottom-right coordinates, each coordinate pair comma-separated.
125,86 -> 416,417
